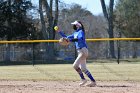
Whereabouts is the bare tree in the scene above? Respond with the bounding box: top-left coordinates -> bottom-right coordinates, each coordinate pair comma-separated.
100,0 -> 116,58
38,0 -> 59,61
39,0 -> 48,40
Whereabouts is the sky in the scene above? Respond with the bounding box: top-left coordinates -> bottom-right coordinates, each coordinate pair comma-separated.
63,0 -> 113,15
31,0 -> 118,15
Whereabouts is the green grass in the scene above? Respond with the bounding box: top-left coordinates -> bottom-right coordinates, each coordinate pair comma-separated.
0,63 -> 140,81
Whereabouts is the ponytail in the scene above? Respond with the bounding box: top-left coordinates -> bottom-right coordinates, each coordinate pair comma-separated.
78,21 -> 85,35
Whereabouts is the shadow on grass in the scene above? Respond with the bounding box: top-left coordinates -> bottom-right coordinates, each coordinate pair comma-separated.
97,85 -> 132,88
87,58 -> 140,64
0,60 -> 74,66
1,58 -> 140,66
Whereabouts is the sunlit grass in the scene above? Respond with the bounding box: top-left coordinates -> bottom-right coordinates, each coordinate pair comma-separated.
0,62 -> 140,81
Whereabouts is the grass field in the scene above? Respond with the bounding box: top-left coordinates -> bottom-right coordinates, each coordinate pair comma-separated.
0,62 -> 140,81
0,62 -> 140,93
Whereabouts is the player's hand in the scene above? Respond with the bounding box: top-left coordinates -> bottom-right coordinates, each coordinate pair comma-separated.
59,37 -> 70,46
54,26 -> 60,32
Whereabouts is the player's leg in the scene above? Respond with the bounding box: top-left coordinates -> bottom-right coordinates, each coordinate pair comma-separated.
80,47 -> 96,87
80,61 -> 96,87
80,59 -> 96,82
73,49 -> 87,86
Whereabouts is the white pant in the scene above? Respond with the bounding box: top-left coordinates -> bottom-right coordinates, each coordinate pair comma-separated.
73,47 -> 88,72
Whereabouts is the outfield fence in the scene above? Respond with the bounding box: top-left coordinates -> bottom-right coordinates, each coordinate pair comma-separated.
0,38 -> 140,65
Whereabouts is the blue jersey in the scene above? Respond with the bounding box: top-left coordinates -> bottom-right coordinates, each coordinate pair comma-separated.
58,28 -> 87,49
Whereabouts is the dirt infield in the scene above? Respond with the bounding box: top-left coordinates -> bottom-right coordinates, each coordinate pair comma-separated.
0,80 -> 140,93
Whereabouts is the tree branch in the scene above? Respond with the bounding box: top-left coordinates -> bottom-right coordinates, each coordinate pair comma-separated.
100,0 -> 109,20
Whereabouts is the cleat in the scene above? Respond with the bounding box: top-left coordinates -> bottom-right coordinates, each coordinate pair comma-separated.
79,79 -> 87,86
86,81 -> 96,87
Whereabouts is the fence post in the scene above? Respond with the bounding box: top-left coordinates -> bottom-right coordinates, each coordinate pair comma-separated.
117,31 -> 121,64
32,43 -> 35,66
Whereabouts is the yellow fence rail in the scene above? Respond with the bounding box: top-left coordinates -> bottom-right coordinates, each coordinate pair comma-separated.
0,38 -> 140,44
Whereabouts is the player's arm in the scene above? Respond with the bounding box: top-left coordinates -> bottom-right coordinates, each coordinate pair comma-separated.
54,26 -> 75,42
58,31 -> 67,38
57,31 -> 76,43
54,26 -> 67,38
59,31 -> 75,42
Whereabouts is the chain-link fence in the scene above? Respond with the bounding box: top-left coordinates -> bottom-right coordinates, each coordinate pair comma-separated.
0,40 -> 140,65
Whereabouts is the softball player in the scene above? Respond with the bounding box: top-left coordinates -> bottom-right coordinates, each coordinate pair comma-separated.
55,20 -> 96,87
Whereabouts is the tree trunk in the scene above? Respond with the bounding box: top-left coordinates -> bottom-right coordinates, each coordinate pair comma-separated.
47,0 -> 59,61
40,0 -> 59,61
39,0 -> 49,40
39,0 -> 50,61
5,0 -> 12,63
53,0 -> 58,38
100,0 -> 116,58
42,0 -> 54,61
